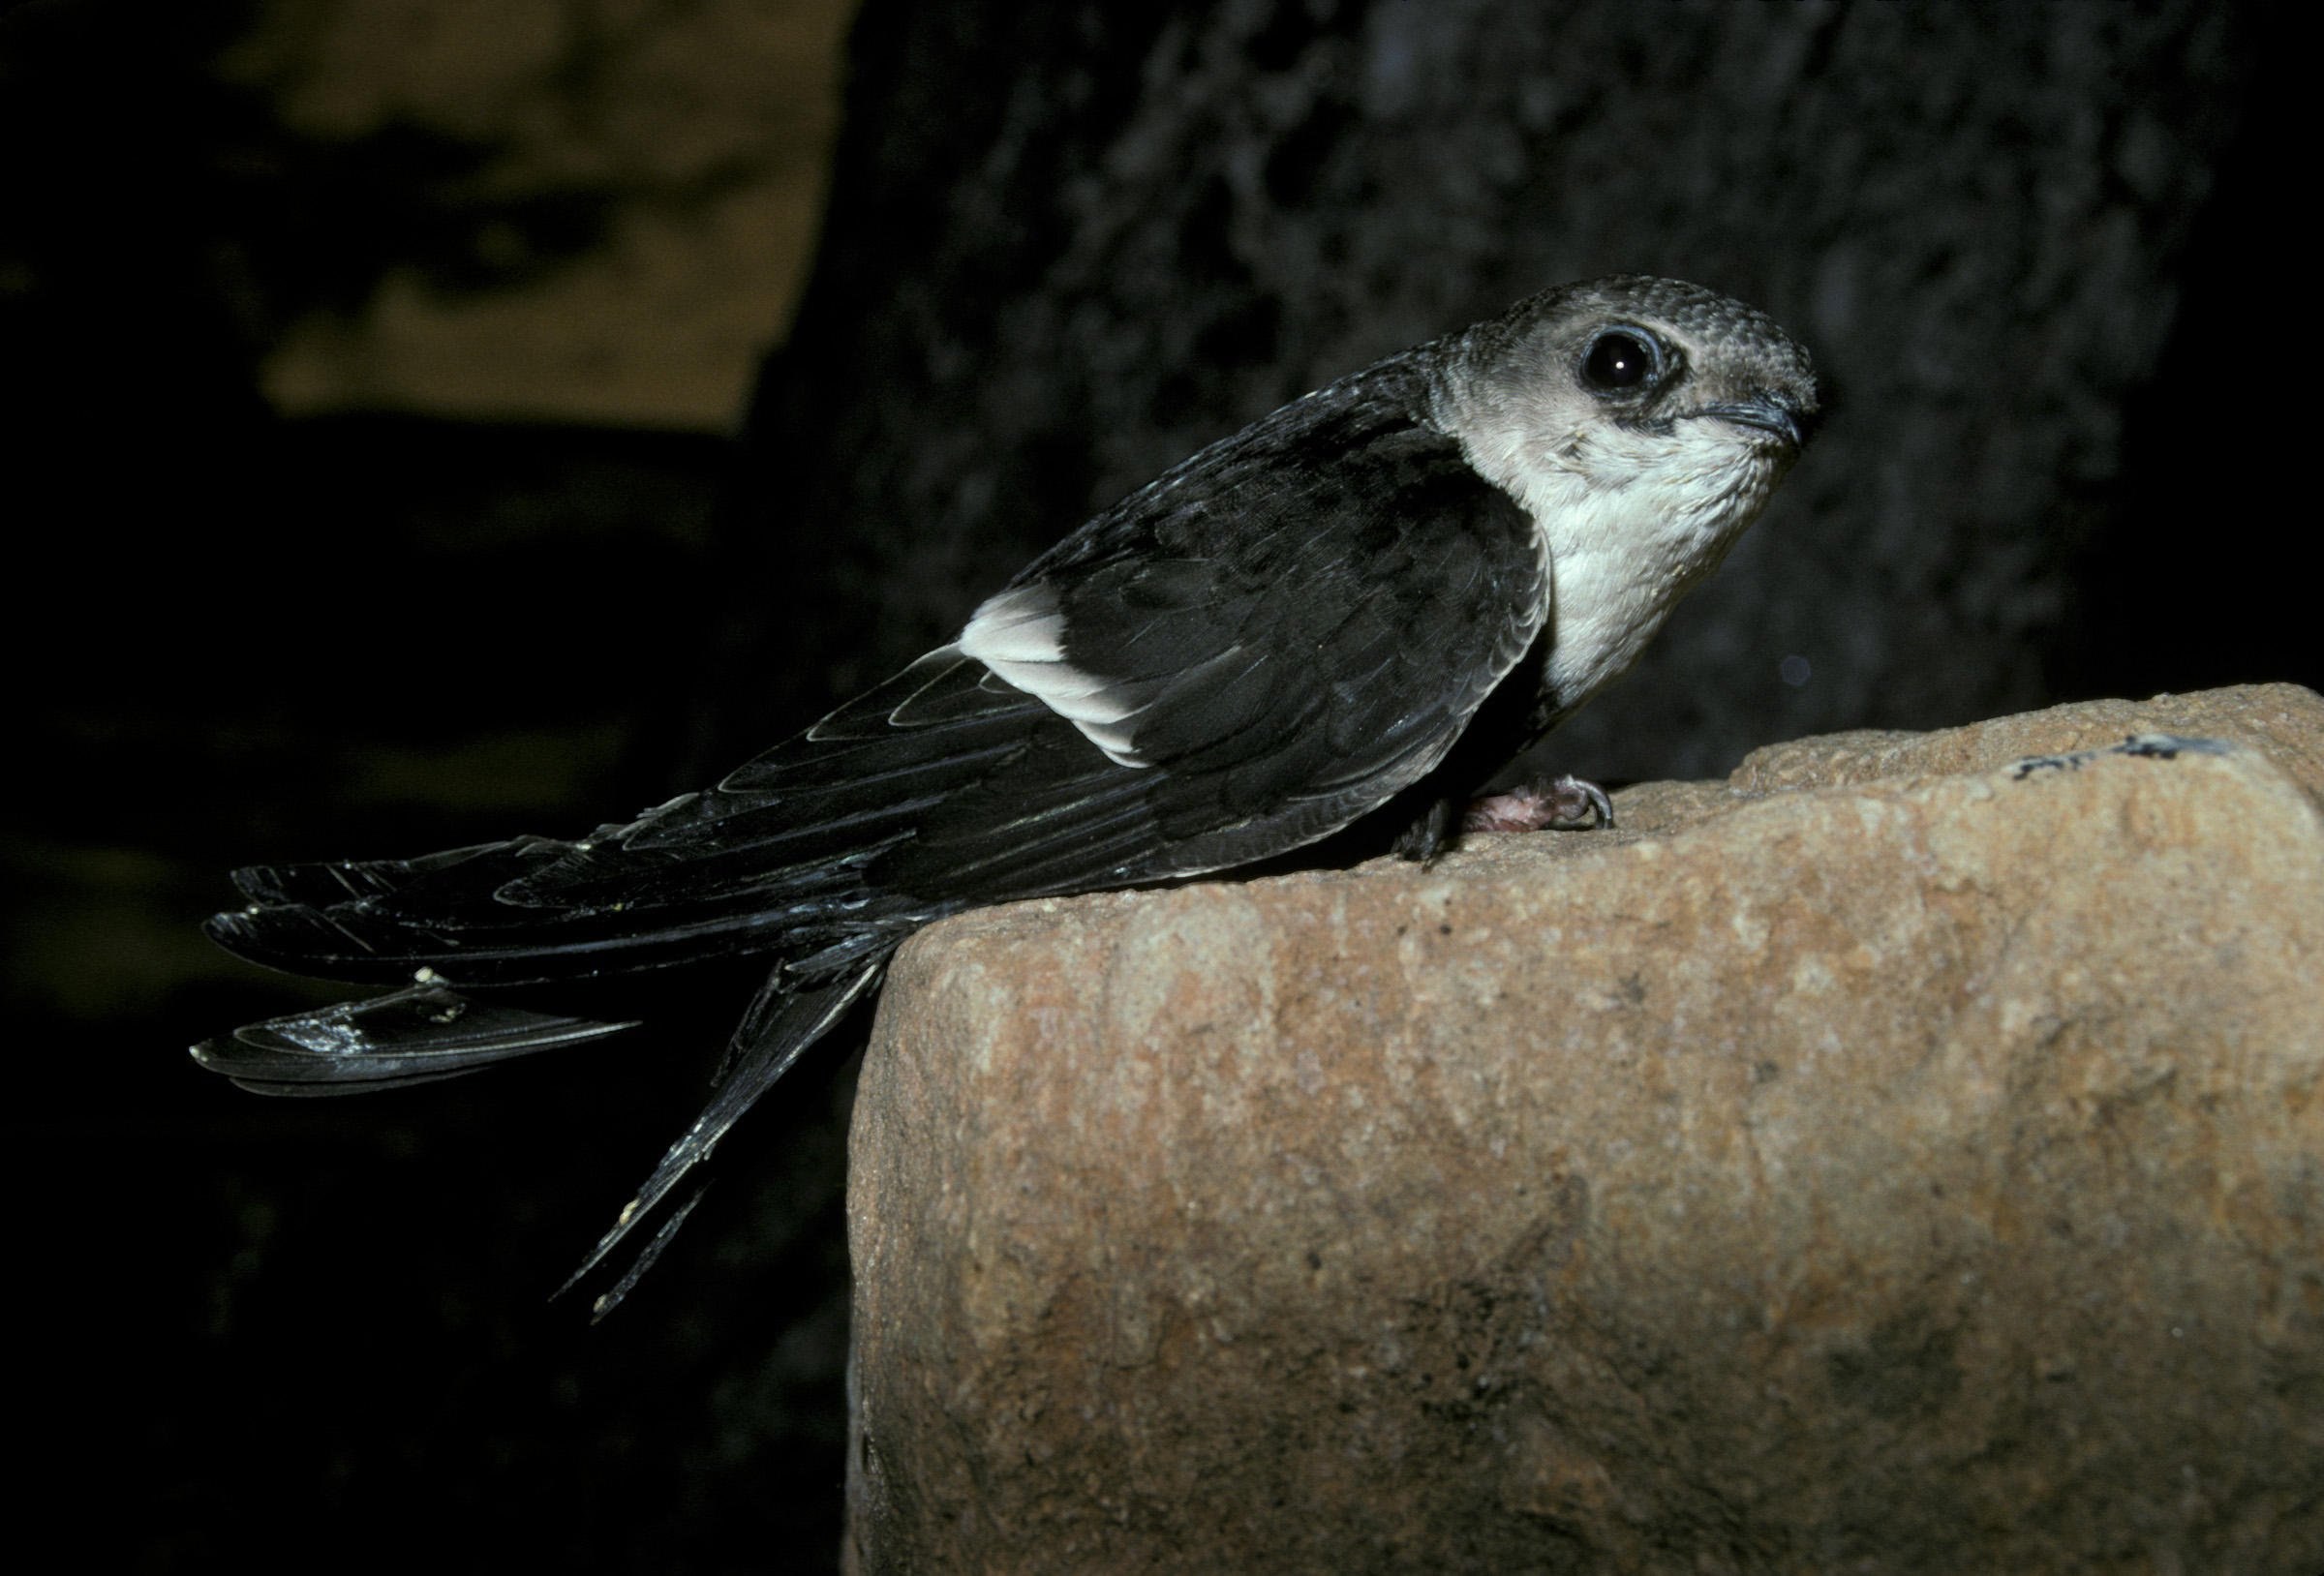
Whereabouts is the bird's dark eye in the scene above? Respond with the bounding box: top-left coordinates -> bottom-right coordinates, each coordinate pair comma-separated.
1580,329 -> 1664,394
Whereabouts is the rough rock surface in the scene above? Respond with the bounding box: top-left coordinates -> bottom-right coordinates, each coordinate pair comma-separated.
845,684 -> 2324,1575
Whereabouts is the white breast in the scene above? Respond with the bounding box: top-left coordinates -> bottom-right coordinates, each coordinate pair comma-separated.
1449,402 -> 1784,712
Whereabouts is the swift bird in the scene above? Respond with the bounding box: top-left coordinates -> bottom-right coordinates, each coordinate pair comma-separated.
195,276 -> 1819,1312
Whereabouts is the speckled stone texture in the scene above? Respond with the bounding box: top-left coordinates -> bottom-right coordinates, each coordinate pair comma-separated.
845,684 -> 2324,1575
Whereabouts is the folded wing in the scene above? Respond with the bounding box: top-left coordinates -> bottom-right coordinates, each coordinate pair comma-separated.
209,352 -> 1544,997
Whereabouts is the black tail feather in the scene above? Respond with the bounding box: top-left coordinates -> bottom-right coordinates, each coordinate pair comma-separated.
582,1185 -> 709,1325
559,954 -> 889,1318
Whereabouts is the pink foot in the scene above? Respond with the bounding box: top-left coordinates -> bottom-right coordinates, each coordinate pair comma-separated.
1461,773 -> 1615,833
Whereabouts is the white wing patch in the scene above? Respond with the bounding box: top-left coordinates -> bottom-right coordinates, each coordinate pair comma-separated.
959,584 -> 1153,768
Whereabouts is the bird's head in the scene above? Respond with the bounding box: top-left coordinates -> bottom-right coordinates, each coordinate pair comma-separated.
1436,275 -> 1820,545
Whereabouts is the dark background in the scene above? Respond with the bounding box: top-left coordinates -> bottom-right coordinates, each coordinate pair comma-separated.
3,1 -> 2300,1568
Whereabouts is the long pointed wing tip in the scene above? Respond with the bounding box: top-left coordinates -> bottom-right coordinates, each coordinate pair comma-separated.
187,1032 -> 324,1097
188,1031 -> 243,1073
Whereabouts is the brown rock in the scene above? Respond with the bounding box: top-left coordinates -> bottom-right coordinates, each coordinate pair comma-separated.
845,685 -> 2324,1574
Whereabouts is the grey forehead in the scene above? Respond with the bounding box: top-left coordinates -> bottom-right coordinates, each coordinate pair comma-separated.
1512,276 -> 1815,385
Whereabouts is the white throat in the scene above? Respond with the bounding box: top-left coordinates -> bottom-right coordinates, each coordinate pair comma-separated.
1439,386 -> 1786,712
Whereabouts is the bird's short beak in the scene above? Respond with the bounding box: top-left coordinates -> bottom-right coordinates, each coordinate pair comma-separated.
1701,395 -> 1814,450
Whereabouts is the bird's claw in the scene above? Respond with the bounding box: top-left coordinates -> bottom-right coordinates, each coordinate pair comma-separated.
1461,773 -> 1615,833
